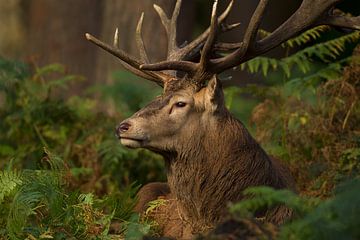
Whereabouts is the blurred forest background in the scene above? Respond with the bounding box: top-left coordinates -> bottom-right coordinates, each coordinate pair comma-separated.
0,0 -> 331,87
0,0 -> 359,239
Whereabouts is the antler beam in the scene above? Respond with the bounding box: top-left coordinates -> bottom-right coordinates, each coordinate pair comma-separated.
85,32 -> 169,86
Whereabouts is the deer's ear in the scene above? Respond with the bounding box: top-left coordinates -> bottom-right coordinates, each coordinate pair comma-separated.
205,76 -> 224,112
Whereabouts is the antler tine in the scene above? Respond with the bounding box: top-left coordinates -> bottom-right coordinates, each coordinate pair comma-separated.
136,13 -> 150,63
239,0 -> 269,56
153,0 -> 182,58
179,0 -> 235,61
140,0 -> 236,74
195,0 -> 219,80
169,0 -> 182,52
86,33 -> 142,70
200,0 -> 218,65
113,28 -> 119,48
204,0 -> 269,69
86,32 -> 170,86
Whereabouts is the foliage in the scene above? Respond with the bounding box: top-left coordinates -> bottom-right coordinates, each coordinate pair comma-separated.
0,170 -> 22,203
0,57 -> 165,186
248,45 -> 360,196
0,149 -> 148,239
229,179 -> 360,240
242,29 -> 360,78
0,58 -> 164,239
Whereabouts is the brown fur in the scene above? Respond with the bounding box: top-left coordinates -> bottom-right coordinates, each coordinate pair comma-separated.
120,78 -> 295,239
167,113 -> 292,230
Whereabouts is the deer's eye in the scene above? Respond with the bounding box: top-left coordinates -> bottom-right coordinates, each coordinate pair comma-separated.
175,102 -> 187,108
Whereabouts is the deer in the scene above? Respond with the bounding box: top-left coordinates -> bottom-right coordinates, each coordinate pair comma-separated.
86,0 -> 360,238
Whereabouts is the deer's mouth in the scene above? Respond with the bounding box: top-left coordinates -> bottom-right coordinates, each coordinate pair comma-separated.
119,137 -> 146,148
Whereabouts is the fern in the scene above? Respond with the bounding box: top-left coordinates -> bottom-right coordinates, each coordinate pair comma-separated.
279,179 -> 360,240
240,57 -> 287,77
228,180 -> 360,240
242,30 -> 360,78
229,186 -> 320,219
259,25 -> 332,48
103,182 -> 140,221
0,171 -> 22,204
0,58 -> 165,239
284,26 -> 332,48
282,56 -> 355,99
284,31 -> 360,70
145,199 -> 167,216
6,169 -> 64,239
125,213 -> 151,240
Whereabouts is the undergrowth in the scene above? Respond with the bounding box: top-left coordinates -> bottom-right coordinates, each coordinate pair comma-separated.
0,59 -> 164,239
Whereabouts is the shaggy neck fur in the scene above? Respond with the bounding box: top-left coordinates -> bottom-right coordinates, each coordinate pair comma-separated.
163,111 -> 288,232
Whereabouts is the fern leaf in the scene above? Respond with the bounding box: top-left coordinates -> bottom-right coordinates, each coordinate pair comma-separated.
282,26 -> 331,48
292,31 -> 360,62
258,26 -> 331,48
0,170 -> 22,203
261,57 -> 270,76
6,170 -> 64,239
258,29 -> 271,39
240,57 -> 279,77
230,186 -> 320,218
281,31 -> 360,75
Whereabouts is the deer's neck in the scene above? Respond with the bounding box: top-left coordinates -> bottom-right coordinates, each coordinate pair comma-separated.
164,114 -> 285,230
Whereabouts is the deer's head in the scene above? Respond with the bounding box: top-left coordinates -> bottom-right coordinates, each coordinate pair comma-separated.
116,76 -> 224,151
86,0 -> 359,152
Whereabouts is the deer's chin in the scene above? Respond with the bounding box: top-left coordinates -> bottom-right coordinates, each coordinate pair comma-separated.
120,138 -> 144,148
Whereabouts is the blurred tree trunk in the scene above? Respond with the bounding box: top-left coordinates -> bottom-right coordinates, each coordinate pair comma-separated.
24,0 -> 103,86
0,0 -> 25,58
95,0 -> 195,84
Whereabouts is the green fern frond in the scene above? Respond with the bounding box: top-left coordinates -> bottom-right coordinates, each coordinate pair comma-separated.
42,148 -> 65,172
6,170 -> 64,239
242,31 -> 360,77
283,56 -> 353,96
0,170 -> 22,204
285,31 -> 360,66
258,26 -> 331,48
240,57 -> 279,77
7,190 -> 43,239
0,58 -> 29,92
33,63 -> 66,80
108,182 -> 140,221
230,186 -> 320,219
98,139 -> 130,164
258,29 -> 271,39
282,26 -> 331,48
145,199 -> 167,216
78,193 -> 95,205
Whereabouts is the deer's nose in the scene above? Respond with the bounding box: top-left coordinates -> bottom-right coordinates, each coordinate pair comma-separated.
116,122 -> 131,137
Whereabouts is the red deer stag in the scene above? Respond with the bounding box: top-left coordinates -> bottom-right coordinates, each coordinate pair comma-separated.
86,0 -> 359,238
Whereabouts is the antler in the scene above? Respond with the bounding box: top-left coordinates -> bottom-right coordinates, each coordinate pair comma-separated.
85,0 -> 236,88
140,0 -> 360,85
